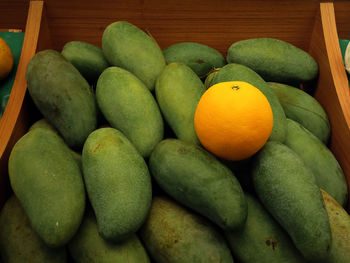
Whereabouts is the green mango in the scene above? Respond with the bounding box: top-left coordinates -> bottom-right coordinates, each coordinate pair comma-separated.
102,21 -> 166,91
139,196 -> 234,263
69,211 -> 150,263
285,118 -> 347,206
227,38 -> 318,83
8,128 -> 85,247
225,193 -> 306,263
163,42 -> 226,77
155,62 -> 205,144
0,195 -> 67,263
207,63 -> 287,142
269,82 -> 330,144
321,189 -> 350,263
26,49 -> 97,149
82,127 -> 152,242
61,41 -> 109,83
252,141 -> 331,262
96,66 -> 163,157
149,139 -> 247,230
29,119 -> 82,170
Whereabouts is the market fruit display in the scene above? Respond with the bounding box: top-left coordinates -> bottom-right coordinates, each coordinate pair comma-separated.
0,20 -> 349,263
0,37 -> 13,81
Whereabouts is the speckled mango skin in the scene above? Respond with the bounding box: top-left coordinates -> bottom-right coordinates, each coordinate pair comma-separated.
102,21 -> 166,91
207,63 -> 287,143
8,128 -> 86,248
285,119 -> 347,207
69,211 -> 150,263
252,141 -> 331,262
26,49 -> 97,149
149,139 -> 247,230
139,196 -> 234,263
225,193 -> 306,263
96,67 -> 163,158
0,195 -> 67,263
227,38 -> 318,83
155,63 -> 205,145
163,42 -> 226,77
82,127 -> 152,242
61,41 -> 109,83
321,189 -> 350,263
269,82 -> 330,144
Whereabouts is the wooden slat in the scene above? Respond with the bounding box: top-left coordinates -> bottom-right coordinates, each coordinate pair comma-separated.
43,0 -> 320,52
309,2 -> 350,209
0,1 -> 44,207
0,0 -> 29,31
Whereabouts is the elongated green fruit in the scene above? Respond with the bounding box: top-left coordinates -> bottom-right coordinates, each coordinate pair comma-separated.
69,211 -> 150,263
82,127 -> 152,242
26,49 -> 97,149
139,196 -> 234,263
155,63 -> 205,144
61,41 -> 109,83
0,195 -> 67,263
96,67 -> 163,157
321,189 -> 350,263
285,119 -> 347,206
252,141 -> 331,262
225,193 -> 306,263
208,63 -> 287,142
269,82 -> 330,143
102,21 -> 166,90
28,119 -> 82,171
8,128 -> 85,247
149,139 -> 247,230
227,38 -> 318,83
163,42 -> 226,77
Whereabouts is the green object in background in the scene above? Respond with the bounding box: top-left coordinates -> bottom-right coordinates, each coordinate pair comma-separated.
0,31 -> 25,118
339,38 -> 350,86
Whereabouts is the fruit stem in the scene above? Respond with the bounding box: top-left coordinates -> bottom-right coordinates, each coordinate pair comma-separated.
232,85 -> 239,90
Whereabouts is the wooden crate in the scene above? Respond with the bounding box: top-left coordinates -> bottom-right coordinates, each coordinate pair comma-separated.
0,0 -> 349,211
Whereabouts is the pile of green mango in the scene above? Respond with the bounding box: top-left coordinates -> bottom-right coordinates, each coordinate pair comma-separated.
0,20 -> 349,263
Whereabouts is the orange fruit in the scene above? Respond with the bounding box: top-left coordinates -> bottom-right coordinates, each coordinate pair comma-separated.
194,81 -> 273,161
0,37 -> 14,80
